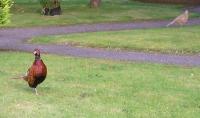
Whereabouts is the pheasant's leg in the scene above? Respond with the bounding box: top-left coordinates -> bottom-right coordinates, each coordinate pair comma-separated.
34,88 -> 38,95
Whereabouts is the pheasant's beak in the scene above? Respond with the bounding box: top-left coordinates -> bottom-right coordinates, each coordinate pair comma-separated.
33,51 -> 37,55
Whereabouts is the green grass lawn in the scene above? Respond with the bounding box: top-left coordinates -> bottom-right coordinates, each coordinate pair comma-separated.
0,52 -> 200,117
30,25 -> 200,54
3,0 -> 199,27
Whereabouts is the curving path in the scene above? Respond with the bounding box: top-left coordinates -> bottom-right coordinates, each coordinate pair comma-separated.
1,17 -> 200,66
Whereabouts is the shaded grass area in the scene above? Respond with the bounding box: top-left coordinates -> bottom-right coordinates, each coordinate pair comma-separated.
4,0 -> 199,27
30,25 -> 200,54
0,52 -> 200,117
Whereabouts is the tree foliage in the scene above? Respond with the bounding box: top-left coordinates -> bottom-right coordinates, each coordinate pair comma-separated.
0,0 -> 12,24
39,0 -> 61,9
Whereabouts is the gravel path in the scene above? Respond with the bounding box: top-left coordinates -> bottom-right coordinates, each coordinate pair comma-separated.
1,17 -> 200,66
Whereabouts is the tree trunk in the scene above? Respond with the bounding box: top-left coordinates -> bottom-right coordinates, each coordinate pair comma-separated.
49,0 -> 61,16
90,0 -> 101,8
42,0 -> 61,16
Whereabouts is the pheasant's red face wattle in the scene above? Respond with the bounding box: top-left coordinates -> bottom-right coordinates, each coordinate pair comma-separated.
33,49 -> 40,56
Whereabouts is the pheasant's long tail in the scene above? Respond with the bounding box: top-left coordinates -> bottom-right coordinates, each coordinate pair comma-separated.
10,73 -> 28,81
10,75 -> 26,79
166,19 -> 176,27
22,75 -> 28,81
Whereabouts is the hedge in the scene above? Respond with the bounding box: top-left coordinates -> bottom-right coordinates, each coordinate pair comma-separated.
0,0 -> 12,24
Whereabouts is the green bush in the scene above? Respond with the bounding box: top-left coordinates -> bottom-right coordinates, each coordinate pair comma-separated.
0,0 -> 12,24
39,0 -> 51,8
39,0 -> 60,9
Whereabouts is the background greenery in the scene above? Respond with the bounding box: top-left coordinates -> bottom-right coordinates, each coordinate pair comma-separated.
0,0 -> 12,24
5,0 -> 199,27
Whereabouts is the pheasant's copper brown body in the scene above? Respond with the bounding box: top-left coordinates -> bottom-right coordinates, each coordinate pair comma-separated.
24,49 -> 47,95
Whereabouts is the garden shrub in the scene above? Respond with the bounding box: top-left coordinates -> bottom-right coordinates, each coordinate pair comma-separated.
0,0 -> 12,24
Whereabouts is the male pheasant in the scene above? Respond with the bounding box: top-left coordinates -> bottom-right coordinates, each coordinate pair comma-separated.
23,49 -> 47,95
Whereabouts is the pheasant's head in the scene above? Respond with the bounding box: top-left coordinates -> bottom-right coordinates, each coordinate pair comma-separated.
33,49 -> 41,59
